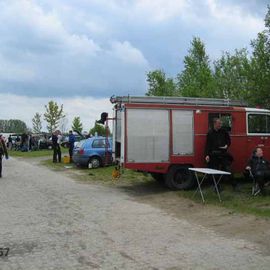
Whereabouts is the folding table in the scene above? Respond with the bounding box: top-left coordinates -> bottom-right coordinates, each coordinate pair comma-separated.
189,168 -> 231,203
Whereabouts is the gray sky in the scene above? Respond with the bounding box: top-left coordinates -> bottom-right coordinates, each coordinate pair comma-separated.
0,0 -> 268,131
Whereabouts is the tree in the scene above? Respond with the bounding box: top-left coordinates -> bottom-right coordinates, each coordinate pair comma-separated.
0,120 -> 7,132
0,119 -> 28,133
44,100 -> 65,133
248,6 -> 270,108
145,70 -> 177,96
32,113 -> 42,133
89,123 -> 111,137
176,37 -> 215,97
213,49 -> 250,99
72,116 -> 83,133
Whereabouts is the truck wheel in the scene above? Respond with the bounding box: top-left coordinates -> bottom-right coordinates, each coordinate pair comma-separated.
151,173 -> 165,185
88,157 -> 101,169
165,165 -> 195,190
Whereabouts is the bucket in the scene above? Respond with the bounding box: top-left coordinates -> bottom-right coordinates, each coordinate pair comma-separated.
63,155 -> 70,164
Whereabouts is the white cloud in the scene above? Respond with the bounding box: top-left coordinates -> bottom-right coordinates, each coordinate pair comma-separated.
0,94 -> 112,132
206,0 -> 264,33
0,0 -> 149,96
109,41 -> 149,66
0,53 -> 35,81
0,0 -> 267,98
0,0 -> 100,56
134,0 -> 189,22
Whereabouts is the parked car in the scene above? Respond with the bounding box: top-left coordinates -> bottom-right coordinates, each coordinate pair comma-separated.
73,136 -> 112,168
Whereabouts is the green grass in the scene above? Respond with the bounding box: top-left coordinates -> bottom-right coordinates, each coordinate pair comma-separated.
41,159 -> 270,218
41,159 -> 152,185
177,182 -> 270,218
9,148 -> 68,158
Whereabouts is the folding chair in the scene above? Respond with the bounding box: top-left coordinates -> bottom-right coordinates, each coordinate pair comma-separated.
248,169 -> 261,196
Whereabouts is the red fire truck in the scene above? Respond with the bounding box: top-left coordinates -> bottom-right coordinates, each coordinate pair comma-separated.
110,96 -> 270,190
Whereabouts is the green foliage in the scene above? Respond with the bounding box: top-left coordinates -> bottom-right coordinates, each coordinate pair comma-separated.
32,113 -> 42,133
145,6 -> 270,108
146,69 -> 177,96
248,31 -> 270,108
213,49 -> 250,99
44,100 -> 65,133
0,119 -> 28,133
177,37 -> 216,98
72,116 -> 83,133
89,123 -> 111,137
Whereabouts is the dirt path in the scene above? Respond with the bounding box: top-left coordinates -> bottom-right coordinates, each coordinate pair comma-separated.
128,187 -> 270,255
0,157 -> 270,269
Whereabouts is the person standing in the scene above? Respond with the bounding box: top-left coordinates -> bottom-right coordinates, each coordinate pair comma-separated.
0,134 -> 9,178
29,134 -> 33,151
205,118 -> 237,190
8,135 -> 13,150
68,130 -> 75,163
52,131 -> 58,163
15,135 -> 21,150
57,130 -> 62,163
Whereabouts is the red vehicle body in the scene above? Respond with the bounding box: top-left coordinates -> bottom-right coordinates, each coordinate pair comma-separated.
111,96 -> 270,189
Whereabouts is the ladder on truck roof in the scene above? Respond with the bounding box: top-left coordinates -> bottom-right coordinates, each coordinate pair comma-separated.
110,95 -> 248,107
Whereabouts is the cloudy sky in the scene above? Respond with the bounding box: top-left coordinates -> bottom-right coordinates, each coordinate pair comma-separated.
0,0 -> 268,131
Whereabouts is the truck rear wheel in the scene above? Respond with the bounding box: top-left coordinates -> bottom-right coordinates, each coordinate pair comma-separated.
165,165 -> 195,190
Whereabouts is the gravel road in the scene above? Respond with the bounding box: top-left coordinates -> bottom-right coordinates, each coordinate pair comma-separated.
0,157 -> 270,270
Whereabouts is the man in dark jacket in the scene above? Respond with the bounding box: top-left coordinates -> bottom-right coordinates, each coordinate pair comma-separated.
205,118 -> 232,167
205,118 -> 236,190
52,131 -> 59,163
0,134 -> 9,178
246,147 -> 270,194
68,130 -> 75,163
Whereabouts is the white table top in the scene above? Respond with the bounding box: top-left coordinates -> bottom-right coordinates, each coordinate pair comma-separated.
189,168 -> 231,175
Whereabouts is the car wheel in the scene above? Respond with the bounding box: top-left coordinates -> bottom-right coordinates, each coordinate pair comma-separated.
165,165 -> 195,190
88,157 -> 101,169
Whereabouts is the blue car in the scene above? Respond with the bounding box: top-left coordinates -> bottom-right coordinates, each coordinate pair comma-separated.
73,136 -> 112,168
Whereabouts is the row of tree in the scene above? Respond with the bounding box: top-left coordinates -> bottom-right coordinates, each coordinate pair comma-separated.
0,119 -> 28,133
1,101 -> 108,136
31,100 -> 84,134
146,6 -> 270,108
31,100 -> 107,136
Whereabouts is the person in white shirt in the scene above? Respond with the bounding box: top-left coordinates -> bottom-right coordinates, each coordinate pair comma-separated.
56,131 -> 62,163
52,130 -> 62,163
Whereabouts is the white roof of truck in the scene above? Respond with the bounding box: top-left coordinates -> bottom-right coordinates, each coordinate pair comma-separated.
111,95 -> 247,107
245,108 -> 270,113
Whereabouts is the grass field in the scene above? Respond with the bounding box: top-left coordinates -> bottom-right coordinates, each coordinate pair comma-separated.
42,159 -> 270,218
177,184 -> 270,218
41,159 -> 152,185
9,148 -> 68,158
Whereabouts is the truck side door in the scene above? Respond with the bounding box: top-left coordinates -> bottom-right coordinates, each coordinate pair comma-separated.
246,113 -> 270,160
